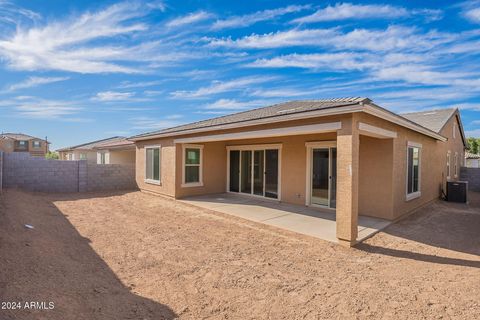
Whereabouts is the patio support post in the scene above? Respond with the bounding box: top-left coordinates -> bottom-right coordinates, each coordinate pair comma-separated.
336,116 -> 360,246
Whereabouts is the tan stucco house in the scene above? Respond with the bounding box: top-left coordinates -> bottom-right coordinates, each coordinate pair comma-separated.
0,133 -> 50,157
58,136 -> 134,164
130,98 -> 466,246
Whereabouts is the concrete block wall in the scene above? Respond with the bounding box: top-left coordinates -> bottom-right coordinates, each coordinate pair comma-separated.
1,152 -> 137,193
86,164 -> 136,192
460,167 -> 480,192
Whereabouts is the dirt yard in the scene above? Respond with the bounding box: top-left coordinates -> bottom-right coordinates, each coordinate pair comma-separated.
0,189 -> 479,319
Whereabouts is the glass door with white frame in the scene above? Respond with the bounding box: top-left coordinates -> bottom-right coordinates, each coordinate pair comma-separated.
229,148 -> 279,199
311,147 -> 337,208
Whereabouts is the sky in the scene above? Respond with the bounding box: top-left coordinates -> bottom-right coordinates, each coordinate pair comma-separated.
0,0 -> 479,150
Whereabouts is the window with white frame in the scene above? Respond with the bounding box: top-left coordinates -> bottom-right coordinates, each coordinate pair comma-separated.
145,146 -> 161,183
454,152 -> 458,178
79,153 -> 87,160
182,145 -> 203,186
446,151 -> 451,179
406,142 -> 421,200
33,141 -> 41,148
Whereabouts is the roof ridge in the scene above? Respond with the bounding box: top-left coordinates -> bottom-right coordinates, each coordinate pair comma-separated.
399,107 -> 457,115
58,136 -> 124,150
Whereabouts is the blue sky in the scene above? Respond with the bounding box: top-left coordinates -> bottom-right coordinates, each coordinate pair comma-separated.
0,0 -> 479,149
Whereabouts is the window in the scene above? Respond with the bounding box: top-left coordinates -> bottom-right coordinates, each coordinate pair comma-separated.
79,153 -> 87,160
453,122 -> 456,139
446,151 -> 451,179
182,145 -> 203,187
454,152 -> 458,178
33,141 -> 41,148
99,152 -> 106,164
406,142 -> 421,201
145,146 -> 161,184
19,141 -> 27,146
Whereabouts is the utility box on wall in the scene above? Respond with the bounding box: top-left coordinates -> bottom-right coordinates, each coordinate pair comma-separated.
446,181 -> 468,203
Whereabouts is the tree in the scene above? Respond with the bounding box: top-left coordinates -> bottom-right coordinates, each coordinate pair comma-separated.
467,137 -> 479,154
45,151 -> 59,160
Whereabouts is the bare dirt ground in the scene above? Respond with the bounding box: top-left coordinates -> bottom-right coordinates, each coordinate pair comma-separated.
0,189 -> 479,320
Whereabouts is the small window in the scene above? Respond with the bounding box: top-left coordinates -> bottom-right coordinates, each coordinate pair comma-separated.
406,142 -> 421,200
79,153 -> 87,160
454,152 -> 458,178
19,141 -> 27,146
453,122 -> 456,139
182,145 -> 203,186
33,141 -> 41,148
446,151 -> 451,179
145,146 -> 161,184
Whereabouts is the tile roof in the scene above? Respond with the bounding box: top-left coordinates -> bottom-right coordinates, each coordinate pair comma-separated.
131,97 -> 369,139
57,136 -> 126,151
1,133 -> 45,141
400,108 -> 457,133
93,138 -> 135,150
466,152 -> 480,159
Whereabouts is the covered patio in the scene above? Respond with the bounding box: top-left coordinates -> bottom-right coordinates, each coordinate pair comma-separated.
180,193 -> 391,244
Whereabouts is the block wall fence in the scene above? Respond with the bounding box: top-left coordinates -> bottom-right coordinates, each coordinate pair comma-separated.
460,167 -> 480,192
0,152 -> 137,193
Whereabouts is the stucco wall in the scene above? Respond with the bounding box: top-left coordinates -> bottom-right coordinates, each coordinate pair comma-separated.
109,149 -> 135,164
2,152 -> 137,192
358,135 -> 394,219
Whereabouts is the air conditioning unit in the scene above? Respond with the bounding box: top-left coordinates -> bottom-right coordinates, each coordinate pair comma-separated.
446,181 -> 468,203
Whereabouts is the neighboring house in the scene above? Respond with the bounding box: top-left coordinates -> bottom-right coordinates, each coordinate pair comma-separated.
57,137 -> 130,164
129,98 -> 466,246
93,139 -> 136,165
0,133 -> 49,157
465,152 -> 480,168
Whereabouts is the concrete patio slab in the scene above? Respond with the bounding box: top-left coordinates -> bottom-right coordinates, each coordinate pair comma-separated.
180,193 -> 392,244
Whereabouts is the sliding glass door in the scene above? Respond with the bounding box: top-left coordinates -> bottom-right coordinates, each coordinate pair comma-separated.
311,147 -> 337,208
229,148 -> 279,199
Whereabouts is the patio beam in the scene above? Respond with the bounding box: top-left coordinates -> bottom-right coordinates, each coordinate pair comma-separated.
173,122 -> 342,144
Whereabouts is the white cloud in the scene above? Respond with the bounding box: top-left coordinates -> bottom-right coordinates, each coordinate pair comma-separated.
208,26 -> 453,52
117,80 -> 164,89
465,129 -> 480,137
4,76 -> 69,92
464,6 -> 480,23
92,91 -> 135,101
166,11 -> 213,28
0,96 -> 81,119
208,29 -> 336,49
212,5 -> 310,30
171,76 -> 275,98
292,3 -> 408,23
130,116 -> 183,130
203,98 -> 272,110
0,2 -> 181,74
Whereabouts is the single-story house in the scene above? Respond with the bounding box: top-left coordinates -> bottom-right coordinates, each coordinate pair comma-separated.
93,139 -> 136,165
57,136 -> 133,164
465,152 -> 480,168
129,98 -> 466,246
0,133 -> 50,157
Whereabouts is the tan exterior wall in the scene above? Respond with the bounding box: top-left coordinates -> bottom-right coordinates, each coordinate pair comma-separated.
134,111 -> 466,221
59,150 -> 97,163
136,138 -> 177,197
108,149 -> 135,164
358,135 -> 394,219
0,139 -> 48,157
